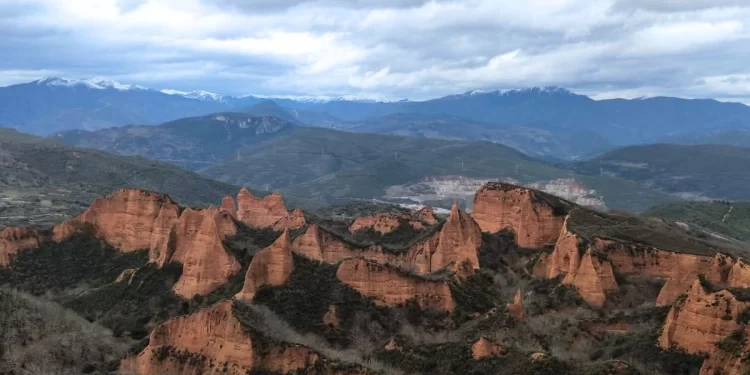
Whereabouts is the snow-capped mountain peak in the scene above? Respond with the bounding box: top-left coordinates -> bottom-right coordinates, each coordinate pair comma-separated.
456,86 -> 574,98
34,76 -> 147,91
161,89 -> 224,102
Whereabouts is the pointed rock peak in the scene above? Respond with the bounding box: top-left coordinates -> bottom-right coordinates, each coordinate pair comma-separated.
416,206 -> 438,224
278,228 -> 291,244
508,288 -> 526,321
238,187 -> 258,200
220,195 -> 237,218
514,289 -> 523,304
291,207 -> 304,217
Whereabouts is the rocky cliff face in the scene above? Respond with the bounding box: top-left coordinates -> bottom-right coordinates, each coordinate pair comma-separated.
291,224 -> 387,265
163,207 -> 240,298
660,280 -> 749,354
532,216 -> 726,307
416,206 -> 439,225
471,337 -> 508,360
122,301 -> 353,375
53,189 -> 180,252
336,257 -> 455,312
220,195 -> 237,219
236,188 -> 304,230
472,182 -> 568,248
431,203 -> 483,271
0,227 -> 43,266
235,230 -> 295,301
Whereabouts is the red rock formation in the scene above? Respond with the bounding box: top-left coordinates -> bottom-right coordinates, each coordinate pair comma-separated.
235,230 -> 294,301
508,289 -> 526,320
401,203 -> 482,274
165,207 -> 240,298
471,337 -> 509,359
220,195 -> 237,219
659,280 -> 750,354
291,224 -> 387,265
416,206 -> 439,225
699,343 -> 750,375
272,208 -> 306,231
348,212 -> 425,234
122,301 -> 340,375
323,305 -> 339,329
472,182 -> 567,248
729,258 -> 750,288
53,189 -> 180,252
0,226 -> 43,266
336,257 -> 455,312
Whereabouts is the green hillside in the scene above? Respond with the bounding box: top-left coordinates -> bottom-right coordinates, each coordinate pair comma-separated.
645,201 -> 750,243
574,144 -> 750,201
0,128 -> 240,228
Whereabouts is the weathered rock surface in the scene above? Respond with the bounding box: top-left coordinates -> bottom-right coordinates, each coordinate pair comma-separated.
164,207 -> 240,298
53,189 -> 180,252
235,230 -> 294,301
220,195 -> 237,219
348,212 -> 424,234
236,188 -> 304,230
416,206 -> 439,225
471,337 -> 509,360
291,224 -> 387,265
336,257 -> 455,312
121,301 -> 352,375
508,289 -> 526,321
660,280 -> 750,353
0,226 -> 43,266
472,182 -> 567,248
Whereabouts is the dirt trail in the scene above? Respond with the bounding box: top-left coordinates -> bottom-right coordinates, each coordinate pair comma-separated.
722,205 -> 734,223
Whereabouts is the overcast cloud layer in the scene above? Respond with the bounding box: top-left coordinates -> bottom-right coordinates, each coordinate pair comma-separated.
1,0 -> 750,101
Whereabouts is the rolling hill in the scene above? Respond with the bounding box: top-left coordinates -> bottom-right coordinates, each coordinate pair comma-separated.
645,201 -> 750,243
573,144 -> 750,201
0,128 -> 241,228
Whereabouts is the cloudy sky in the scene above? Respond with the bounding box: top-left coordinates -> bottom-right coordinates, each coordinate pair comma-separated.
1,0 -> 750,101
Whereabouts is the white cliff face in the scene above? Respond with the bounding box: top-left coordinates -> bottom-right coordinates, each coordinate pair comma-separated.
384,176 -> 605,211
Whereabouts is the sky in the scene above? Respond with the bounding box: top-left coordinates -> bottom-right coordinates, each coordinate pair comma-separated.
1,0 -> 750,101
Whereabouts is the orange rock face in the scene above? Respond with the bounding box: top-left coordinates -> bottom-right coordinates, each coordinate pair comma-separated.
472,182 -> 567,248
236,188 -> 304,230
471,337 -> 509,360
0,226 -> 43,266
235,230 -> 294,301
416,206 -> 439,225
220,195 -> 238,219
53,189 -> 180,252
508,289 -> 526,320
122,301 -> 332,375
164,207 -> 241,298
336,257 -> 455,312
291,224 -> 387,265
660,280 -> 750,354
348,212 -> 425,234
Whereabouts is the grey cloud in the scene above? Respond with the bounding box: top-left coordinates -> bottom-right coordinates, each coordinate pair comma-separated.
612,0 -> 750,12
210,0 -> 442,12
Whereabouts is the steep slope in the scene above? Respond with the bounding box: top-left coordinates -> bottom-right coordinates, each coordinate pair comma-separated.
574,144 -> 750,201
645,201 -> 750,243
55,113 -> 294,170
0,128 -> 240,228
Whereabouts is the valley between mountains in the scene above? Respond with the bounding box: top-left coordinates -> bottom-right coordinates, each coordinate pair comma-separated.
2,181 -> 750,374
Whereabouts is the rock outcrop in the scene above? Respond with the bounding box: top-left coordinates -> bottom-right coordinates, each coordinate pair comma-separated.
236,188 -> 304,230
220,195 -> 237,219
53,189 -> 180,252
162,207 -> 240,298
508,289 -> 526,320
235,230 -> 294,301
472,182 -> 568,248
348,212 -> 427,234
122,301 -> 360,375
471,337 -> 508,360
416,206 -> 439,225
0,227 -> 43,266
659,280 -> 750,354
291,224 -> 387,265
336,257 -> 455,312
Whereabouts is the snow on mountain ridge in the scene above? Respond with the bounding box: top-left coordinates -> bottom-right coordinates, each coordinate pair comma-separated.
34,76 -> 146,91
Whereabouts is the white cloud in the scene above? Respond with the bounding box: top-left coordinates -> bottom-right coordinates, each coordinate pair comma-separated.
0,0 -> 749,100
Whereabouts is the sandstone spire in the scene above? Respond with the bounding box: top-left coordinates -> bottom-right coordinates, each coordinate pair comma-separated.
235,229 -> 295,301
220,195 -> 237,219
507,289 -> 526,320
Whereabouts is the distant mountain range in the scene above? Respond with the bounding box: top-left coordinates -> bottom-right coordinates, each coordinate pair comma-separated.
4,77 -> 750,160
57,113 -> 677,212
